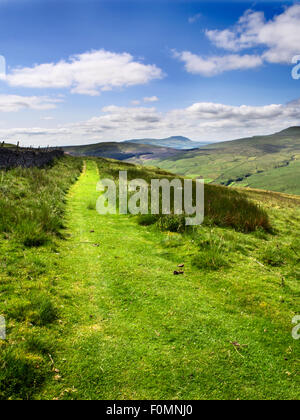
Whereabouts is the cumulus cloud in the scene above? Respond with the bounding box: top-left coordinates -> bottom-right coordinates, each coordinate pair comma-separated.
2,100 -> 300,146
5,49 -> 164,95
176,5 -> 300,76
0,95 -> 61,112
173,50 -> 263,76
144,96 -> 159,103
206,4 -> 300,64
206,10 -> 265,51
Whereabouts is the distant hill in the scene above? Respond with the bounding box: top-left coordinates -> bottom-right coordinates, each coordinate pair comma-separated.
147,127 -> 300,195
62,127 -> 300,195
62,141 -> 182,162
123,136 -> 206,150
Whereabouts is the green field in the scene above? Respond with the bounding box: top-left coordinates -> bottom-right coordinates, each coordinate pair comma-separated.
146,127 -> 300,195
0,156 -> 299,400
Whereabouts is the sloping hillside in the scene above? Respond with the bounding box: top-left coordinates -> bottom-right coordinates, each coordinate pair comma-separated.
123,136 -> 206,149
63,141 -> 182,162
148,127 -> 300,195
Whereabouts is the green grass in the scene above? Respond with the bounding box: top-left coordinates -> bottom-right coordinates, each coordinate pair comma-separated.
0,158 -> 299,400
146,127 -> 300,195
96,158 -> 270,233
0,156 -> 82,246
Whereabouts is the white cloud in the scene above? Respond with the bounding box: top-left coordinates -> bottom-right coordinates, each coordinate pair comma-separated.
5,49 -> 164,96
206,4 -> 300,64
0,95 -> 61,112
131,100 -> 141,105
188,13 -> 202,24
176,5 -> 300,76
2,100 -> 300,146
143,96 -> 159,103
206,10 -> 265,51
173,50 -> 263,76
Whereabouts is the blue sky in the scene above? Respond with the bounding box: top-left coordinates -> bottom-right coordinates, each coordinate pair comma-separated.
0,0 -> 300,145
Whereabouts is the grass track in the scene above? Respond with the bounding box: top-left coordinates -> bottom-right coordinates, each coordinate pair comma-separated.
33,160 -> 299,400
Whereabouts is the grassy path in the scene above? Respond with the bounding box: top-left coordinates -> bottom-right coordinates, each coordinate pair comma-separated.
37,160 -> 298,400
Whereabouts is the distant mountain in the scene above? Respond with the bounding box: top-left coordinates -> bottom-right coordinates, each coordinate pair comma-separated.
62,141 -> 182,162
123,136 -> 206,150
148,127 -> 300,195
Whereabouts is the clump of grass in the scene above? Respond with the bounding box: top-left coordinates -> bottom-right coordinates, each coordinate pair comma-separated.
18,221 -> 49,247
204,184 -> 271,233
9,294 -> 58,326
160,234 -> 183,248
191,231 -> 229,271
261,245 -> 286,267
31,296 -> 58,326
252,227 -> 270,240
156,214 -> 186,233
136,214 -> 158,226
0,349 -> 45,400
24,334 -> 54,356
87,201 -> 95,210
192,251 -> 228,271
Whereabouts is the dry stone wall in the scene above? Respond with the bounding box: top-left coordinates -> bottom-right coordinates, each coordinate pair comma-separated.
0,148 -> 64,169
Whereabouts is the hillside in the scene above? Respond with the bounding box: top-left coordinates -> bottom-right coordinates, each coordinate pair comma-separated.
123,136 -> 206,149
148,127 -> 300,195
63,141 -> 182,162
0,155 -> 299,400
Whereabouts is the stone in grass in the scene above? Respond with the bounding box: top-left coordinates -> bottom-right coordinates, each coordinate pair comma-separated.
178,264 -> 184,268
173,270 -> 184,275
